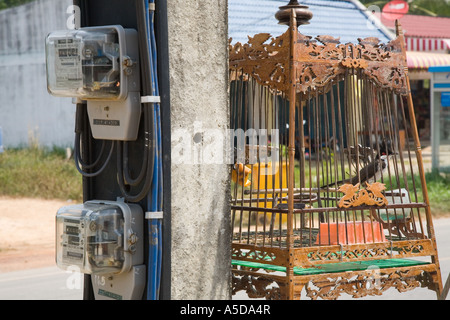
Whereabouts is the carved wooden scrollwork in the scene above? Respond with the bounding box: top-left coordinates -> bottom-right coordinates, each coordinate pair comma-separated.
338,182 -> 388,208
229,32 -> 290,94
341,58 -> 368,69
232,267 -> 436,300
232,247 -> 278,263
232,273 -> 283,300
229,29 -> 408,96
304,268 -> 430,300
305,241 -> 429,263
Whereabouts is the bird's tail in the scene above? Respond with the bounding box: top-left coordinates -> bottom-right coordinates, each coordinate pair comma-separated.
320,179 -> 346,189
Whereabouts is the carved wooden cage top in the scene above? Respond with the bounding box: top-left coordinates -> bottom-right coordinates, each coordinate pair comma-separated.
229,12 -> 440,267
229,30 -> 408,96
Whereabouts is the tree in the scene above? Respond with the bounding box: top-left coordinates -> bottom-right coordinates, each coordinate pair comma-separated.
0,0 -> 35,11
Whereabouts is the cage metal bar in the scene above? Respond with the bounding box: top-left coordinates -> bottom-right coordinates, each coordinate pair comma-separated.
396,20 -> 444,296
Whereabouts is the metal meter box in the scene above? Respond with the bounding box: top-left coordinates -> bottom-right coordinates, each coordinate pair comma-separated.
45,25 -> 141,141
55,200 -> 144,275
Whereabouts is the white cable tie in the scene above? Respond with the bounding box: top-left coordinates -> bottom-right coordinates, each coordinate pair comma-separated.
149,3 -> 156,11
141,95 -> 161,103
145,211 -> 163,219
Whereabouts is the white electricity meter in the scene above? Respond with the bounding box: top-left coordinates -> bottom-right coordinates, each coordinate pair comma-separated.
45,25 -> 141,141
55,200 -> 143,275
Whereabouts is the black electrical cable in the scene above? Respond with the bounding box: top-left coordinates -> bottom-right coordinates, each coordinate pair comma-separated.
74,103 -> 115,178
76,136 -> 106,169
123,135 -> 149,186
74,133 -> 115,178
115,0 -> 155,202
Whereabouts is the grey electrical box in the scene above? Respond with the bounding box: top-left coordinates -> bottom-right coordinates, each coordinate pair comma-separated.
46,25 -> 141,141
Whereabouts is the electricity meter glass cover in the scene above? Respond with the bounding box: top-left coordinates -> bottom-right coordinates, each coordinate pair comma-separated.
56,201 -> 143,275
46,27 -> 125,99
45,25 -> 141,141
56,203 -> 124,274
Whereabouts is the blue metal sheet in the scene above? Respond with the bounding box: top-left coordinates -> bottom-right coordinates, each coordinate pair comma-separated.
441,92 -> 450,107
429,66 -> 450,73
229,0 -> 392,45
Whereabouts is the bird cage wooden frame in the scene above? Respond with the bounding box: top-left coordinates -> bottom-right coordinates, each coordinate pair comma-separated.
229,8 -> 446,300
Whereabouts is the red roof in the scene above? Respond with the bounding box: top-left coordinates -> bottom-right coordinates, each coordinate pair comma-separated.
376,13 -> 450,38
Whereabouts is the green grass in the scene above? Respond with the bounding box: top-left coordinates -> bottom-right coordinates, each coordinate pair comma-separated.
0,0 -> 35,11
424,170 -> 450,216
0,146 -> 82,201
382,169 -> 450,216
3,147 -> 449,216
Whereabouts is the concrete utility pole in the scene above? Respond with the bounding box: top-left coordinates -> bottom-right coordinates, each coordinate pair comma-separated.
167,0 -> 231,299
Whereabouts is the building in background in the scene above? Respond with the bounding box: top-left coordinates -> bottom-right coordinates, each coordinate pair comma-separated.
4,0 -> 449,149
0,0 -> 73,148
229,0 -> 395,45
377,13 -> 450,142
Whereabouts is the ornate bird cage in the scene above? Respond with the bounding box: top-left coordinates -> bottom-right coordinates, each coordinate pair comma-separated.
229,2 -> 446,300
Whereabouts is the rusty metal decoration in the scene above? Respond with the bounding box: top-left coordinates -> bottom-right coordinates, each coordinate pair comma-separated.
229,1 -> 445,300
229,24 -> 408,96
338,182 -> 388,208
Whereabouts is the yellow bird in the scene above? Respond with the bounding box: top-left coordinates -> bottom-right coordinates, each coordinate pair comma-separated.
232,163 -> 251,187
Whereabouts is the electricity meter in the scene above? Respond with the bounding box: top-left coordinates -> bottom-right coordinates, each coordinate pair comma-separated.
45,25 -> 141,141
56,199 -> 143,275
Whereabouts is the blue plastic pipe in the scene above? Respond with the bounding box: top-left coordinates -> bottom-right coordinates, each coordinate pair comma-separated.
145,0 -> 163,300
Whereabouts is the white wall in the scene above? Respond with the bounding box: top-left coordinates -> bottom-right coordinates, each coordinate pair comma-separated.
0,0 -> 74,148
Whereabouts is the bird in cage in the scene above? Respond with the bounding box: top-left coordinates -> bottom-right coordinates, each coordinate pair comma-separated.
323,140 -> 396,188
231,163 -> 251,187
344,144 -> 377,168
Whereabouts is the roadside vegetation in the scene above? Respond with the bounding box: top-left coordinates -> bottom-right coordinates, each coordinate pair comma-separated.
1,146 -> 448,216
423,170 -> 450,216
0,146 -> 82,201
0,0 -> 34,10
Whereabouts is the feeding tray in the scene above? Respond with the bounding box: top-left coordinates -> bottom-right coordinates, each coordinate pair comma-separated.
315,221 -> 387,245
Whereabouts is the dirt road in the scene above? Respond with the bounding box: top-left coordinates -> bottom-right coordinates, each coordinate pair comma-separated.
0,197 -> 72,273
